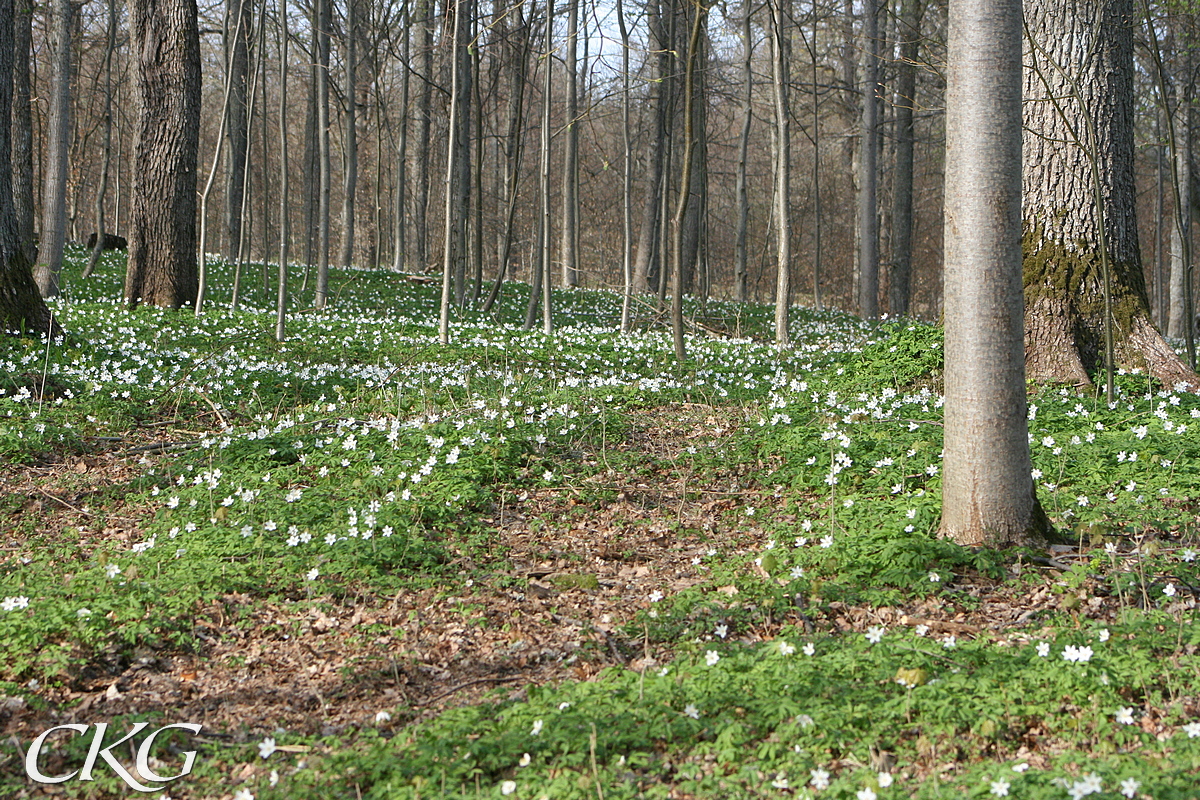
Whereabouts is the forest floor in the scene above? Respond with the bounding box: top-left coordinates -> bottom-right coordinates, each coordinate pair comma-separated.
3,252 -> 1200,799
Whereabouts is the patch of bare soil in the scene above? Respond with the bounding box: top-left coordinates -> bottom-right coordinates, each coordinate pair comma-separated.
0,404 -> 1135,798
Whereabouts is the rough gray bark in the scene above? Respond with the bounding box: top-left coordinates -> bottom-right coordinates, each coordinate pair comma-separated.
857,0 -> 880,320
33,0 -> 75,299
11,0 -> 32,263
0,0 -> 55,337
124,0 -> 201,311
942,0 -> 1046,547
770,0 -> 791,345
340,0 -> 358,270
1023,0 -> 1195,388
224,0 -> 251,260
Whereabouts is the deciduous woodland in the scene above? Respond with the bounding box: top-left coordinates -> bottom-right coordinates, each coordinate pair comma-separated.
5,1 -> 1200,798
1,0 -> 1194,336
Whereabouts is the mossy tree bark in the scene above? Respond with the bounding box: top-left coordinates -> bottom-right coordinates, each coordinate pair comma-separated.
1023,0 -> 1196,389
124,0 -> 201,310
0,0 -> 55,336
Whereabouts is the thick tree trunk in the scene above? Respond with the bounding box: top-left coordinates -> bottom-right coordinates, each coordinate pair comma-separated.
1023,0 -> 1196,389
0,0 -> 54,336
224,0 -> 251,260
11,0 -> 32,263
124,0 -> 201,310
34,0 -> 75,298
942,0 -> 1047,547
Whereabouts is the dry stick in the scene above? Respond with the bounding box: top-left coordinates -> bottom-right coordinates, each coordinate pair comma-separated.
412,675 -> 520,707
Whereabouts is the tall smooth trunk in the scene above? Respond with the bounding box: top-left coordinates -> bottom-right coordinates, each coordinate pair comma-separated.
942,0 -> 1042,546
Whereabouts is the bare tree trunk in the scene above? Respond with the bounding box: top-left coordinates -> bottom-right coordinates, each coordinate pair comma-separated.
84,0 -> 118,280
1154,110 -> 1164,327
481,0 -> 530,315
11,0 -> 33,264
806,0 -> 822,309
314,0 -> 332,307
301,32 -> 318,273
0,0 -> 55,337
560,0 -> 579,288
125,0 -> 202,310
857,0 -> 880,319
943,0 -> 1046,547
276,0 -> 289,341
340,0 -> 358,270
1168,97 -> 1191,339
439,0 -> 466,344
769,0 -> 791,345
1024,0 -> 1195,388
618,0 -> 633,330
734,2 -> 752,304
538,0 -> 554,333
679,10 -> 706,295
224,0 -> 252,260
454,0 -> 473,305
470,9 -> 484,301
33,0 -> 75,299
632,0 -> 666,294
888,0 -> 922,317
672,0 -> 704,360
414,0 -> 433,270
392,4 -> 410,273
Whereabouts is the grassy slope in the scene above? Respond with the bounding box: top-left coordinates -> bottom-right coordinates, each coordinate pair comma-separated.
1,250 -> 1199,799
